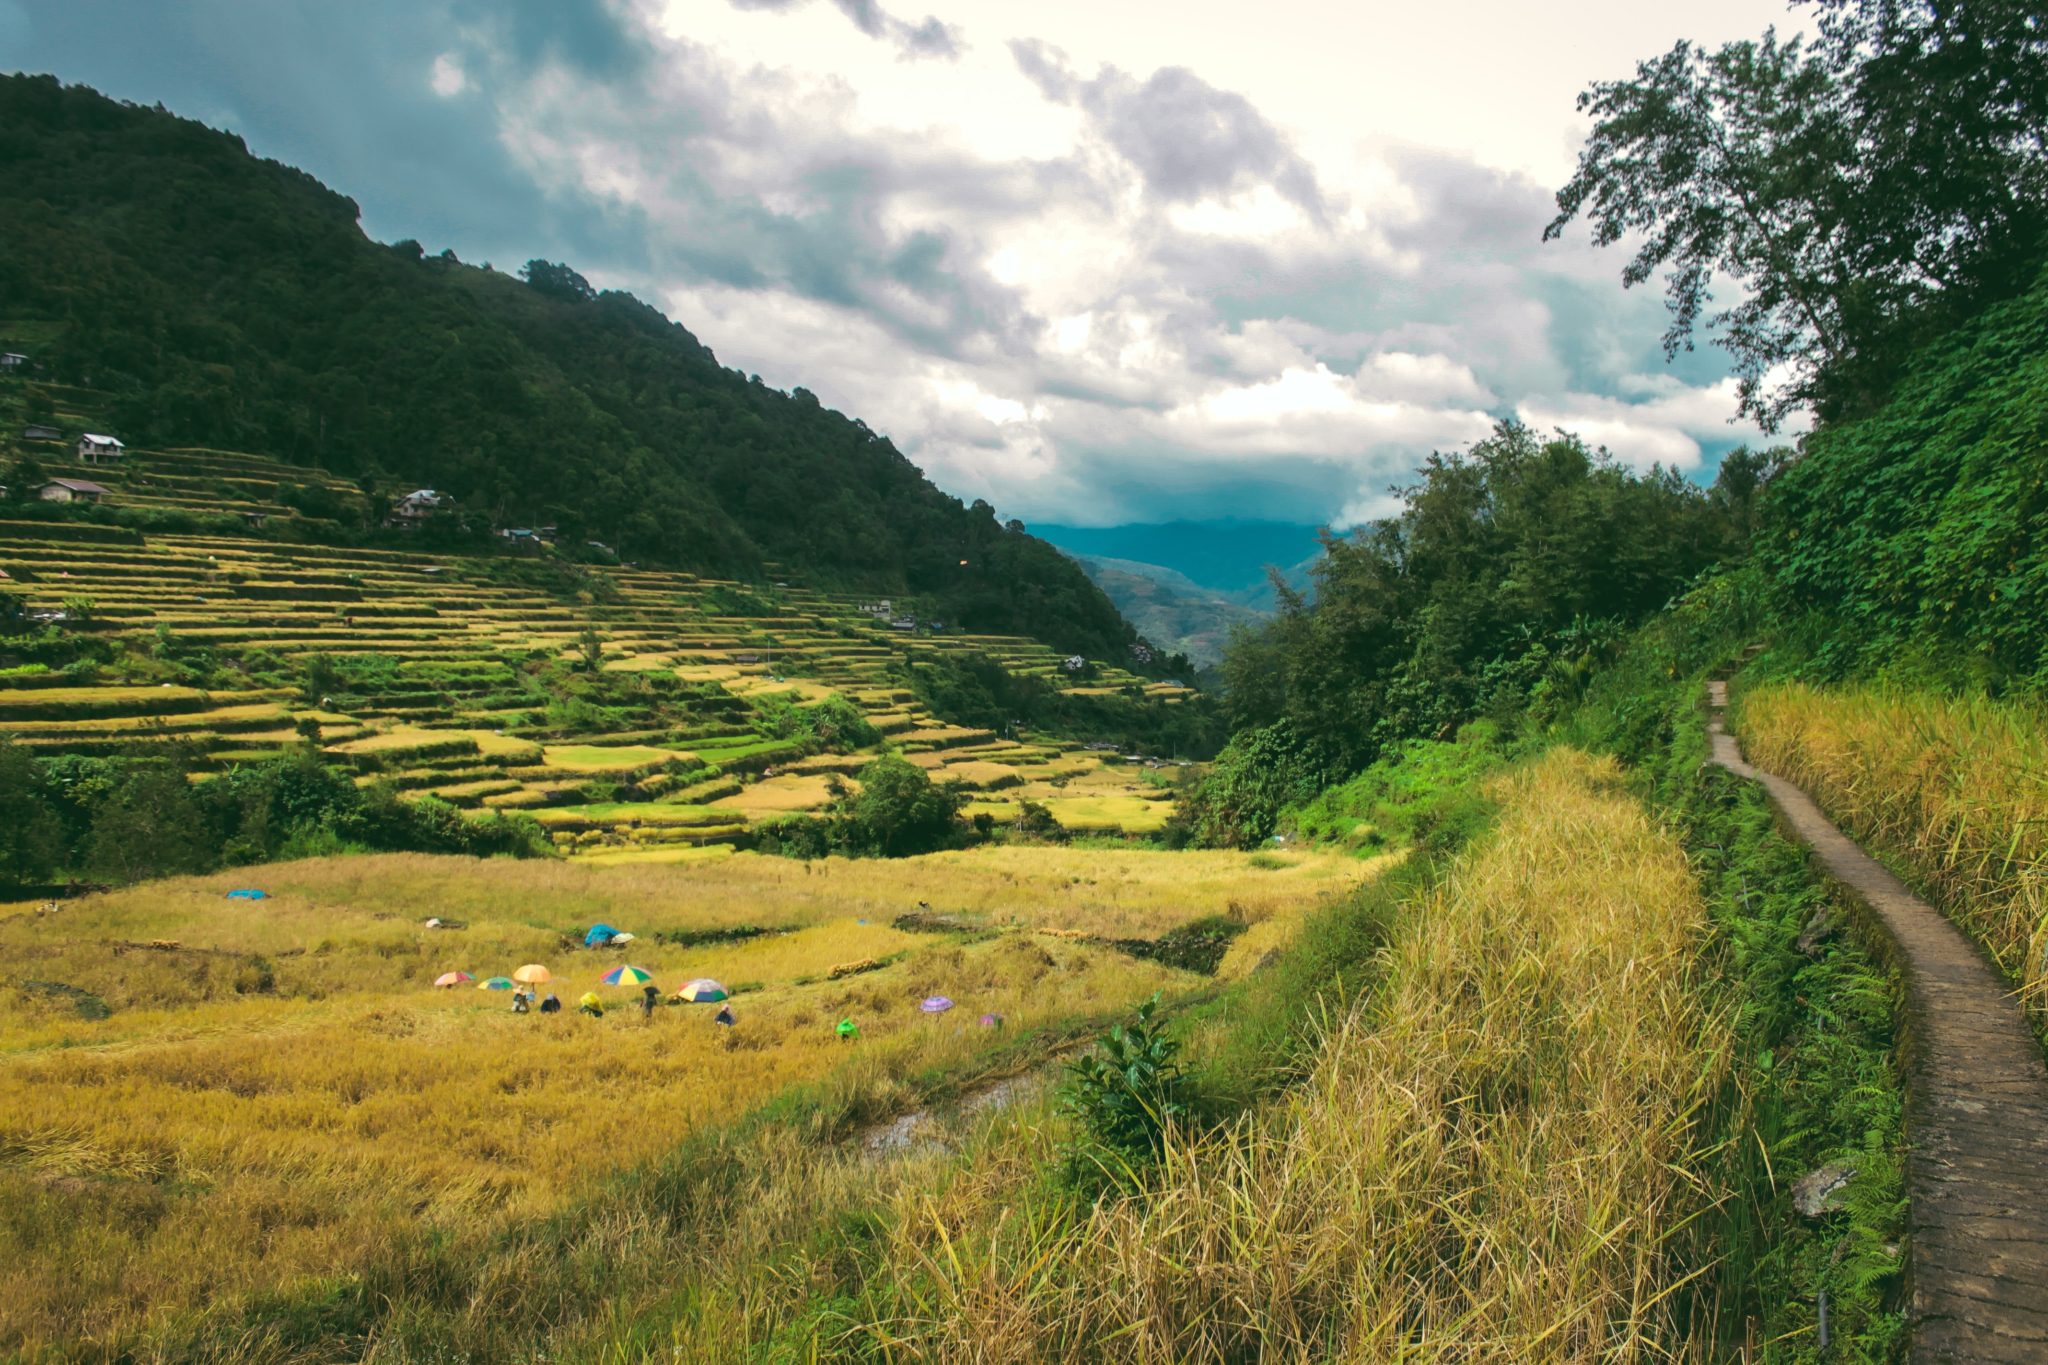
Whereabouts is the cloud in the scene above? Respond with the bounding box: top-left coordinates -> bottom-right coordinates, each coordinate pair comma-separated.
728,0 -> 964,59
1011,40 -> 1326,221
3,0 -> 1776,529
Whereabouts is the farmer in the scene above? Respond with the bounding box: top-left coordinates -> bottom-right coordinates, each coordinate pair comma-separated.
511,989 -> 531,1014
641,984 -> 659,1020
714,1003 -> 735,1028
539,993 -> 562,1014
579,990 -> 604,1018
836,1017 -> 859,1041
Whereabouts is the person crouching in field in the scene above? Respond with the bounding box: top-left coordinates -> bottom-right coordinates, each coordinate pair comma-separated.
579,991 -> 603,1018
539,993 -> 561,1014
641,984 -> 659,1021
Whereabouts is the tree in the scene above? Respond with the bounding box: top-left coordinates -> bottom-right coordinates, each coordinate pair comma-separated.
519,259 -> 597,303
86,764 -> 212,883
839,754 -> 965,857
0,740 -> 64,888
1549,0 -> 2048,428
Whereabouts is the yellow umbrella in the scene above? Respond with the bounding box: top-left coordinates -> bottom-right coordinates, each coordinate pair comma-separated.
513,964 -> 552,986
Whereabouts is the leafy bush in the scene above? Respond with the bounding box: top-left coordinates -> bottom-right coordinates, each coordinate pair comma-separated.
1061,992 -> 1189,1187
1173,718 -> 1337,849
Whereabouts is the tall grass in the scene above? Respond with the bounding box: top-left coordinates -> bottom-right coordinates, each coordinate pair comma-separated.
1738,681 -> 2048,1018
828,749 -> 1734,1360
0,845 -> 1368,1355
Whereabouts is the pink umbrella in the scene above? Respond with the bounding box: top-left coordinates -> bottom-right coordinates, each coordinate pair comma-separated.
434,971 -> 473,988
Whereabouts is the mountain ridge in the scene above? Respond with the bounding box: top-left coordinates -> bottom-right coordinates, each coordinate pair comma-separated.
0,73 -> 1146,663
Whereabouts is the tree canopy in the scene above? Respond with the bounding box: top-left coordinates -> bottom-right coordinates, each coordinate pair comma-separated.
1549,0 -> 2048,429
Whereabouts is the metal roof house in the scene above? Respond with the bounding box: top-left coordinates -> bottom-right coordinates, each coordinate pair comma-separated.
39,477 -> 110,505
77,434 -> 125,464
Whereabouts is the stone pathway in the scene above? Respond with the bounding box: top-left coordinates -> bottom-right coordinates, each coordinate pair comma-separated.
1708,681 -> 2048,1361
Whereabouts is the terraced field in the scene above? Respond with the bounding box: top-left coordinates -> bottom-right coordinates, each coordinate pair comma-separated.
0,504 -> 1194,856
0,844 -> 1381,1352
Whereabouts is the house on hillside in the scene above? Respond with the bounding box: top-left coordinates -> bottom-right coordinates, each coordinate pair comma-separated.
497,527 -> 544,553
1062,655 -> 1087,672
1,353 -> 26,371
21,423 -> 60,443
1130,643 -> 1154,664
386,489 -> 446,529
76,434 -> 125,464
39,477 -> 109,505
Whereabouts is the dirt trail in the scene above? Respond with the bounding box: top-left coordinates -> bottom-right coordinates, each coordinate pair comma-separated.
1708,681 -> 2048,1361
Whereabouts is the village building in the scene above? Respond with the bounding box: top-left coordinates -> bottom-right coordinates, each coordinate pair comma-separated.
76,433 -> 125,464
0,352 -> 26,371
21,423 -> 60,442
39,477 -> 109,505
386,489 -> 446,529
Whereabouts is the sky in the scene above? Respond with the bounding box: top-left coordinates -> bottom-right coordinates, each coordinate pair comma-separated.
2,0 -> 1808,528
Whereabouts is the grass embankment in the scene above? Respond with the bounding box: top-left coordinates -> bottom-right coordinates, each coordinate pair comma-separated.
800,750 -> 1731,1358
0,847 -> 1372,1356
1738,681 -> 2048,1027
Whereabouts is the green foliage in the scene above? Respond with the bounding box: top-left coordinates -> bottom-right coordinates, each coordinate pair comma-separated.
14,744 -> 553,886
1061,993 -> 1190,1186
0,74 -> 1138,660
0,737 -> 64,888
898,650 -> 1224,759
1551,0 -> 2048,428
85,762 -> 211,882
836,754 -> 966,858
748,693 -> 878,753
1218,420 -> 1740,781
1172,719 -> 1338,850
1284,723 -> 1506,855
1752,265 -> 2048,688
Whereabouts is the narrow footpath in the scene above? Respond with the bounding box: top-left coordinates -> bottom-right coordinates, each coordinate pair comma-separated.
1707,681 -> 2048,1361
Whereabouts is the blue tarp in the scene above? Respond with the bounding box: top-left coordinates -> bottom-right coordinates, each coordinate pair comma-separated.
226,889 -> 268,900
584,924 -> 618,947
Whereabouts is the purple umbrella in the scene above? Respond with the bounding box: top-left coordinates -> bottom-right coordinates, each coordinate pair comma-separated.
919,996 -> 954,1013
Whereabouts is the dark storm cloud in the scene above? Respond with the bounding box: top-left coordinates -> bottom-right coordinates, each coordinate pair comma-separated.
0,0 -> 640,272
727,0 -> 964,59
1010,40 -> 1326,219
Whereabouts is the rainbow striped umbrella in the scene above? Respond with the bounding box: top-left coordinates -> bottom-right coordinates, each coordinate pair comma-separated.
676,978 -> 728,1003
478,976 -> 515,991
434,971 -> 473,989
602,964 -> 655,987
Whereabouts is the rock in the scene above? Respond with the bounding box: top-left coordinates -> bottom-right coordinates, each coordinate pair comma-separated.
1796,910 -> 1839,959
1792,1162 -> 1857,1218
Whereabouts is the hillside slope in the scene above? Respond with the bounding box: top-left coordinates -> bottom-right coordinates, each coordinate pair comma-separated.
1067,553 -> 1268,668
0,74 -> 1138,660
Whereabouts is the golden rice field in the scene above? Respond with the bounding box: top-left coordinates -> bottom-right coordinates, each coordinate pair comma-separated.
1739,680 -> 2048,1017
807,749 -> 1732,1361
0,845 -> 1377,1353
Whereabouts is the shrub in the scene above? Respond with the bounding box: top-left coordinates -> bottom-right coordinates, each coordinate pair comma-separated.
1061,992 -> 1189,1187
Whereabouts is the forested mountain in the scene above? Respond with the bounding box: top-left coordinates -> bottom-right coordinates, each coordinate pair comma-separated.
1065,554 -> 1269,670
0,74 -> 1141,661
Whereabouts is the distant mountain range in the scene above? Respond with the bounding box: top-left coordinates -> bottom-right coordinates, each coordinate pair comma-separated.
1036,521 -> 1325,667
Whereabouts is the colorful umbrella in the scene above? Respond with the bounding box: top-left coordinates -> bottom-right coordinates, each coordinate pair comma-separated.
920,996 -> 954,1014
434,971 -> 473,988
602,964 -> 655,987
676,978 -> 728,1003
478,976 -> 515,990
512,964 -> 552,985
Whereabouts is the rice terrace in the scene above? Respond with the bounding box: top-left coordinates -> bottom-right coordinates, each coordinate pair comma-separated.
8,0 -> 2048,1360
